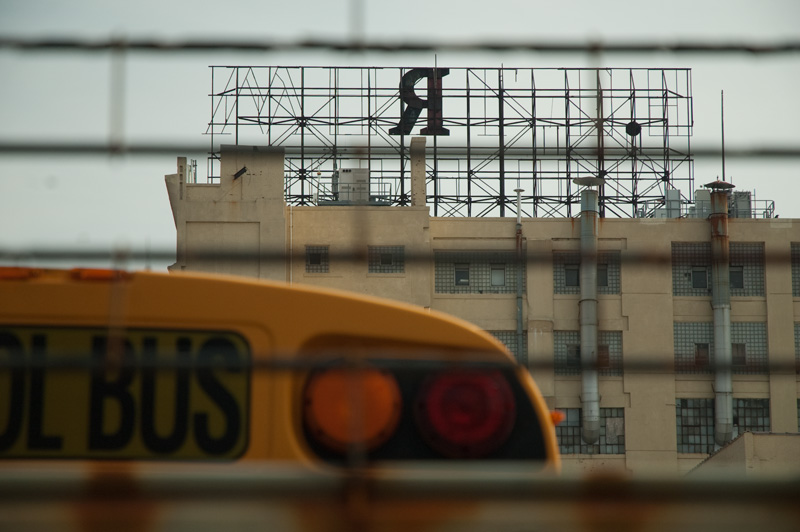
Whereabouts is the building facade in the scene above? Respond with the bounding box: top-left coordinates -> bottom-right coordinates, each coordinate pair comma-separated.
165,145 -> 800,476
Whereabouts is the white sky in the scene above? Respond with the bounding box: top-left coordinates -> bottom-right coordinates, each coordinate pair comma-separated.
0,0 -> 798,271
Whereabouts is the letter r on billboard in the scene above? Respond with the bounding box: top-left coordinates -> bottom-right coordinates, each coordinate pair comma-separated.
389,68 -> 450,136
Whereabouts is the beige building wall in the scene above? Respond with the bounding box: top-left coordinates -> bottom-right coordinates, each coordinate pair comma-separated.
166,145 -> 800,477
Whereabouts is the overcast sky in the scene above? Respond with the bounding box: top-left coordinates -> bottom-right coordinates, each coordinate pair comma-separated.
1,0 -> 798,271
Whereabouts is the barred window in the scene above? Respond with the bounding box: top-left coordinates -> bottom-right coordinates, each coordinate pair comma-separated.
554,331 -> 622,376
734,398 -> 770,433
553,251 -> 620,295
673,243 -> 711,296
694,343 -> 710,368
676,398 -> 715,454
674,322 -> 768,375
730,243 -> 765,296
555,408 -> 625,455
435,251 -> 523,294
305,245 -> 329,273
673,242 -> 765,296
368,246 -> 404,273
676,398 -> 771,454
488,330 -> 528,366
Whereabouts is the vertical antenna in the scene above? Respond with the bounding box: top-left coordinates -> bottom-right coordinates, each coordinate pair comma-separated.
721,90 -> 726,182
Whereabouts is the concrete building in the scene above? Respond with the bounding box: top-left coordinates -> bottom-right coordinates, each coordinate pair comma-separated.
165,144 -> 800,476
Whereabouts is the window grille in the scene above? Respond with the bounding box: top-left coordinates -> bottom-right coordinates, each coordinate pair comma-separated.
730,243 -> 765,296
305,245 -> 329,273
554,331 -> 622,376
673,242 -> 765,296
555,407 -> 625,455
435,251 -> 523,294
489,330 -> 528,365
672,243 -> 711,296
694,343 -> 710,368
676,398 -> 771,454
553,251 -> 620,295
368,245 -> 404,273
676,398 -> 715,454
731,323 -> 768,374
674,322 -> 767,375
734,398 -> 770,433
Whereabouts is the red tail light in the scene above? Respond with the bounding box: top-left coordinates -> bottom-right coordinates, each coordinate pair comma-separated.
415,370 -> 516,458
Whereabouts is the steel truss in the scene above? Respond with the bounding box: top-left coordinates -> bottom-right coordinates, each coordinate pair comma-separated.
206,66 -> 693,218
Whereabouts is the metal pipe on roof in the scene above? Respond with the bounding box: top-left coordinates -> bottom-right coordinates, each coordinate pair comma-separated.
709,181 -> 734,447
514,189 -> 525,364
579,188 -> 600,444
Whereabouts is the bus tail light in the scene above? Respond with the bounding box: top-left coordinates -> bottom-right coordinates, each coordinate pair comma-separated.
414,370 -> 516,458
303,367 -> 402,454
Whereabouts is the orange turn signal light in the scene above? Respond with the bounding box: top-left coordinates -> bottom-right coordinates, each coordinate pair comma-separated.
0,267 -> 40,280
303,367 -> 402,454
70,268 -> 130,282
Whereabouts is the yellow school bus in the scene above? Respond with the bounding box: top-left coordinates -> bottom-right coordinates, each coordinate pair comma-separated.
0,266 -> 559,467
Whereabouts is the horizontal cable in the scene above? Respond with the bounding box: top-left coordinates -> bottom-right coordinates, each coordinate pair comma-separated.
1,37 -> 799,55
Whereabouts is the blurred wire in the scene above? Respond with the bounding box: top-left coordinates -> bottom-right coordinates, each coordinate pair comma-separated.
1,37 -> 799,55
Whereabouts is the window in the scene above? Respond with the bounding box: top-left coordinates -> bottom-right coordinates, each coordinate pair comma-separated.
729,266 -> 744,289
555,408 -> 625,455
692,267 -> 708,289
566,344 -> 581,370
674,322 -> 714,374
672,243 -> 711,296
490,264 -> 506,286
676,322 -> 767,375
597,345 -> 610,369
597,264 -> 609,287
434,251 -> 522,294
565,264 -> 580,287
554,251 -> 620,295
732,343 -> 747,367
676,398 -> 715,454
454,263 -> 470,286
555,331 -> 622,376
734,399 -> 770,433
694,343 -> 710,368
305,246 -> 329,273
729,243 -> 765,296
368,246 -> 405,273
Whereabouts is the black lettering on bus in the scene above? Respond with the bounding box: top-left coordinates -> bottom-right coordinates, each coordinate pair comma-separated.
0,332 -> 25,451
193,337 -> 241,455
140,336 -> 191,454
28,334 -> 62,450
88,336 -> 136,451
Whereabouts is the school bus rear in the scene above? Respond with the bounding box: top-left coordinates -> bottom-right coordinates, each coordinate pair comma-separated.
0,267 -> 566,531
